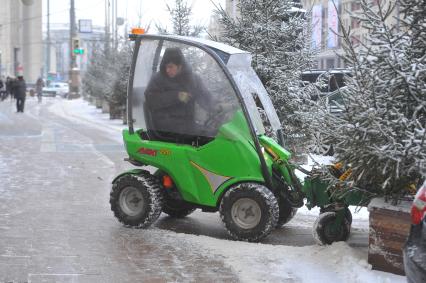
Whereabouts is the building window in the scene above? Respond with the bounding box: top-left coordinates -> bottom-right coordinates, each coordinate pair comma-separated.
326,58 -> 335,69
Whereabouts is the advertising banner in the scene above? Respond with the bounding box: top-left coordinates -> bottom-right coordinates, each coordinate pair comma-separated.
327,0 -> 339,48
311,4 -> 322,49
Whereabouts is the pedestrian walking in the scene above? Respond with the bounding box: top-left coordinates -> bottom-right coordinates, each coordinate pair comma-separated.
6,77 -> 13,101
0,78 -> 5,101
14,76 -> 27,113
35,77 -> 44,103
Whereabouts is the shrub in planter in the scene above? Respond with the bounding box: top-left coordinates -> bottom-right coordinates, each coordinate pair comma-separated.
214,0 -> 318,152
308,0 -> 425,274
310,0 -> 425,201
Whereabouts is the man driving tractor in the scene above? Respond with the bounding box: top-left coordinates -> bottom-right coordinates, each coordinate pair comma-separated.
144,47 -> 213,143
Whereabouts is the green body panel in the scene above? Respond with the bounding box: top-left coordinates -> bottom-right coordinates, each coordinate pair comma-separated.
302,176 -> 370,209
120,107 -> 365,212
258,135 -> 291,161
302,177 -> 331,209
123,111 -> 267,207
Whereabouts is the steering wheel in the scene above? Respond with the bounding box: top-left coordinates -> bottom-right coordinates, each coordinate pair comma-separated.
203,105 -> 225,129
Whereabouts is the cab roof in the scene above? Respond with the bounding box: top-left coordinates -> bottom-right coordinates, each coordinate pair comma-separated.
134,34 -> 250,65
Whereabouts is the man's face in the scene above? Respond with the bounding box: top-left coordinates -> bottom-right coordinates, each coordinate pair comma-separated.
165,63 -> 182,78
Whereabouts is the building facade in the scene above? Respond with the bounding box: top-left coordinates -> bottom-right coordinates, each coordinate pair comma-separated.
301,0 -> 401,69
224,0 -> 401,70
0,0 -> 42,82
225,0 -> 240,19
45,23 -> 105,82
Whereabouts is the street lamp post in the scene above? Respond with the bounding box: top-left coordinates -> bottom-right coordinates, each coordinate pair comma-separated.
69,0 -> 80,98
46,0 -> 50,77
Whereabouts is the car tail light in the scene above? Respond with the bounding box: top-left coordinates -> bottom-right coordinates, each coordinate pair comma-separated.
411,183 -> 426,225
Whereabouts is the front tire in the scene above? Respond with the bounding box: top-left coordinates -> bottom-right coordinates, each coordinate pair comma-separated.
220,182 -> 279,242
313,212 -> 350,245
162,200 -> 196,218
320,207 -> 352,225
110,173 -> 163,228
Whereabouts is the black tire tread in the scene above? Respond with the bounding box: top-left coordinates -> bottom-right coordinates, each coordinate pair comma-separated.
276,196 -> 298,228
110,172 -> 164,228
162,204 -> 196,218
313,211 -> 350,245
220,182 -> 279,242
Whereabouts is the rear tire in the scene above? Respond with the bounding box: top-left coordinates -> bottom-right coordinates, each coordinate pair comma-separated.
276,197 -> 298,228
220,182 -> 279,242
110,173 -> 163,228
313,212 -> 350,245
162,200 -> 196,218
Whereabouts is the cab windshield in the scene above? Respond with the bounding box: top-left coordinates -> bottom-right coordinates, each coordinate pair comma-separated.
227,53 -> 282,134
131,38 -> 243,144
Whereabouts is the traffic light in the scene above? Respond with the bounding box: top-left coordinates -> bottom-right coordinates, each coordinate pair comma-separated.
73,48 -> 84,55
72,38 -> 84,55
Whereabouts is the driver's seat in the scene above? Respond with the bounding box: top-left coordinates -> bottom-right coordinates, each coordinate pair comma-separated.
143,101 -> 197,144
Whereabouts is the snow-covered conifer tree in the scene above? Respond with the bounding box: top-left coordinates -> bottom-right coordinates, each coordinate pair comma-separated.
83,40 -> 132,112
156,0 -> 204,37
311,0 -> 426,201
214,0 -> 316,150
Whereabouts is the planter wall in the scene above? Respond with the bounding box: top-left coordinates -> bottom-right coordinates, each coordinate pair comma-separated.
109,103 -> 124,120
88,96 -> 95,105
101,100 -> 110,114
122,109 -> 128,125
368,197 -> 412,275
95,97 -> 103,109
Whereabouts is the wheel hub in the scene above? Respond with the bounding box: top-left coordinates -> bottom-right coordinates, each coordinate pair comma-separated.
231,198 -> 261,229
119,186 -> 144,216
324,223 -> 342,239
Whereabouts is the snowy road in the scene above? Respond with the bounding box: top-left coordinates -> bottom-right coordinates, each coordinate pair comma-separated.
0,97 -> 405,282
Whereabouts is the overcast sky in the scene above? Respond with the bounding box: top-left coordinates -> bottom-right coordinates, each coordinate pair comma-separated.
42,0 -> 226,33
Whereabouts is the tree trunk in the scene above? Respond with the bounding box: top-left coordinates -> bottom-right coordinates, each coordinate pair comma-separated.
109,102 -> 123,120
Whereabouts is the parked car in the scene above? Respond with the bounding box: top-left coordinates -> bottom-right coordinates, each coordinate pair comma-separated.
42,82 -> 69,97
403,181 -> 426,283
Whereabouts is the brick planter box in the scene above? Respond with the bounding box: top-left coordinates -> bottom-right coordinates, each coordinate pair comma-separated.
368,197 -> 412,275
109,104 -> 124,120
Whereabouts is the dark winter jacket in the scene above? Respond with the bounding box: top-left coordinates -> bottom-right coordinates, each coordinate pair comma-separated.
145,48 -> 212,135
6,78 -> 12,93
13,79 -> 27,99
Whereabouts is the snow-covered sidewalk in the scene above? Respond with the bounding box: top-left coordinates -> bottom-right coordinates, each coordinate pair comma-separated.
47,98 -> 405,283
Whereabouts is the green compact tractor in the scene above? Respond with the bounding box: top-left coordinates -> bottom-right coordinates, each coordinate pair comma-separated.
110,34 -> 368,243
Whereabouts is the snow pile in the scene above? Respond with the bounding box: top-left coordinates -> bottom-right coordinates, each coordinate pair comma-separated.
146,229 -> 404,283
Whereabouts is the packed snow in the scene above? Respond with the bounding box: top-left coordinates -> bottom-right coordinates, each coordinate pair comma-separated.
47,97 -> 405,283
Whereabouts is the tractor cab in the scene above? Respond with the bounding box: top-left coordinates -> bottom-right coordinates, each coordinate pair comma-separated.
111,34 -> 302,242
128,35 -> 282,148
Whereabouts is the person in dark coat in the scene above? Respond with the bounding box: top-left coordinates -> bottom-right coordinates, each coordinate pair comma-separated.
144,47 -> 213,143
35,77 -> 44,102
0,78 -> 4,100
5,77 -> 13,100
14,76 -> 27,112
